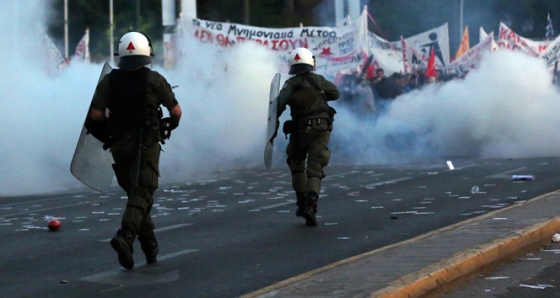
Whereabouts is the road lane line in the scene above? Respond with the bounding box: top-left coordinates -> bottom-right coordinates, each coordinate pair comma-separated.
0,201 -> 103,218
249,200 -> 295,212
99,223 -> 193,242
326,171 -> 360,178
80,248 -> 199,289
366,177 -> 413,187
154,223 -> 193,232
0,194 -> 95,207
487,167 -> 527,179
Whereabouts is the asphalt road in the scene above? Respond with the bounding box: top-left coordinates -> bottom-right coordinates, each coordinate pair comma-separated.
1,156 -> 559,298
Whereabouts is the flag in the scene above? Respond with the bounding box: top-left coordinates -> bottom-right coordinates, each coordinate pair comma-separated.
449,33 -> 494,73
401,36 -> 410,73
73,28 -> 90,62
425,47 -> 437,79
499,22 -> 549,56
540,33 -> 560,66
38,24 -> 66,73
546,13 -> 554,40
402,23 -> 450,67
454,27 -> 470,60
368,31 -> 404,74
479,27 -> 488,42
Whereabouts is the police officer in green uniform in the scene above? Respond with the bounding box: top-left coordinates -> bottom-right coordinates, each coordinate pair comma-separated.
87,32 -> 182,269
274,47 -> 340,226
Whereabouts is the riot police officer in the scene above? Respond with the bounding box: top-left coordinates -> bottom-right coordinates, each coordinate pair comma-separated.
274,47 -> 340,226
87,32 -> 182,269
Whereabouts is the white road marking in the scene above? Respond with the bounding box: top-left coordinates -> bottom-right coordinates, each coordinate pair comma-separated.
155,223 -> 193,232
249,200 -> 295,212
0,201 -> 103,218
99,223 -> 193,242
326,171 -> 360,178
80,248 -> 199,291
364,177 -> 413,188
487,167 -> 527,179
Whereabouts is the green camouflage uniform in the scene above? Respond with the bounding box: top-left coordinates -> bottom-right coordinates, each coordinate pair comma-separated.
277,72 -> 340,213
91,67 -> 178,237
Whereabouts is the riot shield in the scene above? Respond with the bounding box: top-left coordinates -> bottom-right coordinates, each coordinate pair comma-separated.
70,62 -> 114,191
264,73 -> 281,169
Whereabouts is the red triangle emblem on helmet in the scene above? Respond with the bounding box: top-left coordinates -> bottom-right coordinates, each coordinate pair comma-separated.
294,53 -> 301,61
127,42 -> 136,51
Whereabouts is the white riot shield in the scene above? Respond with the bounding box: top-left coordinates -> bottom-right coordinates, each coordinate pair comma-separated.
70,62 -> 114,191
264,73 -> 281,169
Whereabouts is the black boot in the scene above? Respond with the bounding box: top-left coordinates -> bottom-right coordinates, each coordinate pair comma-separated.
295,192 -> 306,217
302,192 -> 318,227
138,233 -> 159,264
110,228 -> 135,269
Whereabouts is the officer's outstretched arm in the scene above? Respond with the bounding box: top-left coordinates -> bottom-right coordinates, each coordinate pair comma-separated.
160,104 -> 182,143
324,80 -> 341,101
168,104 -> 182,129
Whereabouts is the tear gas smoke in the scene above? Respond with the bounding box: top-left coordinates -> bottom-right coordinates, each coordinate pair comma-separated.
0,1 -> 280,196
159,41 -> 281,180
2,1 -> 560,197
331,50 -> 560,164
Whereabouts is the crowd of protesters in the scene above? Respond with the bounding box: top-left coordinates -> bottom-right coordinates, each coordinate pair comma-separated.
335,65 -> 464,116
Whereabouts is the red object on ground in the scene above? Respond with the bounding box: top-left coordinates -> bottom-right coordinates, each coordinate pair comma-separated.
48,219 -> 61,231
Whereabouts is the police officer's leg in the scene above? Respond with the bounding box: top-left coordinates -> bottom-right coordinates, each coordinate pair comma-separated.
133,143 -> 160,264
121,143 -> 159,235
138,210 -> 158,264
303,130 -> 331,227
286,138 -> 307,217
110,141 -> 138,269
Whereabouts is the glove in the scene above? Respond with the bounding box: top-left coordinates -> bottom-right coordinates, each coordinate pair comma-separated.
160,117 -> 177,144
282,120 -> 295,135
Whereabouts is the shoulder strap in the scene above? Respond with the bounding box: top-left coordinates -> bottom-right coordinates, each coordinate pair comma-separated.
305,74 -> 327,102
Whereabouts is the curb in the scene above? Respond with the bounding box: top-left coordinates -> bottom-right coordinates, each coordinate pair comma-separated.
371,216 -> 560,297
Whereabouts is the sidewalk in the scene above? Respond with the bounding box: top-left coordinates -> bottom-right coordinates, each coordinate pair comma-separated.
241,191 -> 560,298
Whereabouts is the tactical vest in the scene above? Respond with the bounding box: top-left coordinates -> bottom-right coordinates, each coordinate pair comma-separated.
288,74 -> 334,122
107,68 -> 161,140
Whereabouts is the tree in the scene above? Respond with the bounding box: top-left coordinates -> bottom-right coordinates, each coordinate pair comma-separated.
49,0 -> 162,61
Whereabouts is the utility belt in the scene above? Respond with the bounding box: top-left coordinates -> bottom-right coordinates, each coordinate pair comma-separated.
112,130 -> 139,141
283,118 -> 331,138
102,107 -> 176,150
105,127 -> 159,149
297,118 -> 330,129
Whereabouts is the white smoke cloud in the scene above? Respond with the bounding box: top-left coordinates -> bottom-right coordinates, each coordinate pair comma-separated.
0,1 -> 281,196
1,1 -> 560,196
158,40 -> 281,180
330,50 -> 560,164
0,1 -> 100,196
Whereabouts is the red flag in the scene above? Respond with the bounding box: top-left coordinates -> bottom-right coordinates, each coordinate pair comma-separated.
425,47 -> 437,79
